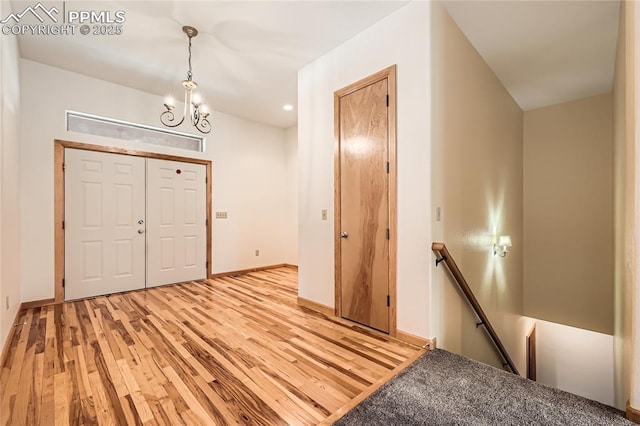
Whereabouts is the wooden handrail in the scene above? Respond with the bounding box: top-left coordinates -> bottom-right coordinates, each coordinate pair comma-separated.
432,242 -> 520,375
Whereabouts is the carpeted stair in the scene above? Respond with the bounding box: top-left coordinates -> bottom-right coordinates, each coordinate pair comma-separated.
334,349 -> 631,425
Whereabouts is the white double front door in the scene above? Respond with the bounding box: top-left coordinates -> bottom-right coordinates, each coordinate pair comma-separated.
64,149 -> 207,300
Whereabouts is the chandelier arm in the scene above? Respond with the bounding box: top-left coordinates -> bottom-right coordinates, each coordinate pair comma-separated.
195,116 -> 211,134
192,106 -> 200,126
161,86 -> 190,128
186,88 -> 194,125
160,110 -> 185,128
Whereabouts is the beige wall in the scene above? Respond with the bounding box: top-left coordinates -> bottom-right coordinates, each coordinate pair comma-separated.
431,3 -> 532,373
523,94 -> 614,335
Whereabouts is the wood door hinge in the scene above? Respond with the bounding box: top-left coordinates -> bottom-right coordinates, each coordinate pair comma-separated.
206,260 -> 209,268
62,162 -> 65,172
62,220 -> 65,230
386,162 -> 390,173
386,95 -> 389,107
387,295 -> 390,307
62,278 -> 65,288
386,228 -> 390,240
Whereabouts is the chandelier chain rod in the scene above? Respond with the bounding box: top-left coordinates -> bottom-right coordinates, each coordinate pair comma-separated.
187,35 -> 193,81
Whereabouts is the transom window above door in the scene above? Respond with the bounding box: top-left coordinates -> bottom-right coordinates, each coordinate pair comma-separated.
66,110 -> 206,152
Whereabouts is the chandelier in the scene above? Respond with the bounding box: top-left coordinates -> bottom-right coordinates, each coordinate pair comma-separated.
161,26 -> 211,134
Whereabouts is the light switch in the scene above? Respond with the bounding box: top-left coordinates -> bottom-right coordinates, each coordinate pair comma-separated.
216,211 -> 228,219
322,209 -> 328,220
436,207 -> 441,222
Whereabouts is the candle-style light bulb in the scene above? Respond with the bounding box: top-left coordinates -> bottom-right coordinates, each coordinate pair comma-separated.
164,96 -> 175,110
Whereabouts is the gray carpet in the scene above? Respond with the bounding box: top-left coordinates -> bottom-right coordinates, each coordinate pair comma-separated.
335,349 -> 632,426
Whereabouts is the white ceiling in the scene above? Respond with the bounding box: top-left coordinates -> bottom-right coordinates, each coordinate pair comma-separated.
13,0 -> 408,128
442,0 -> 621,111
12,1 -> 622,127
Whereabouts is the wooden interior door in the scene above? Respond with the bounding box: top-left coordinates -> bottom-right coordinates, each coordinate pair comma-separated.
146,158 -> 207,287
64,149 -> 146,300
337,77 -> 390,333
527,324 -> 537,381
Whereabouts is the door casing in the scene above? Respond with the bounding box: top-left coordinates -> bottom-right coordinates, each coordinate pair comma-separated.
333,65 -> 397,336
54,139 -> 212,303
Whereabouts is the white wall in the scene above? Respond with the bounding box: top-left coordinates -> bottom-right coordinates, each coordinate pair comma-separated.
298,2 -> 432,336
0,0 -> 22,351
284,126 -> 298,265
535,319 -> 614,406
19,59 -> 292,302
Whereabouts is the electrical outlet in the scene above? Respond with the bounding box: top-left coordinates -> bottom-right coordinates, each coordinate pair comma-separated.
5,296 -> 9,310
216,211 -> 228,219
321,209 -> 327,220
255,249 -> 260,256
436,207 -> 441,222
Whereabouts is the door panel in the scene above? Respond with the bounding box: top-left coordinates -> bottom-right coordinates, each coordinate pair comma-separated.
339,78 -> 390,333
65,149 -> 146,300
146,159 -> 207,287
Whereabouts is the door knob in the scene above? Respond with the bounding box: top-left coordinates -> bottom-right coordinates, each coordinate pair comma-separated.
340,232 -> 348,238
138,229 -> 145,234
138,219 -> 144,225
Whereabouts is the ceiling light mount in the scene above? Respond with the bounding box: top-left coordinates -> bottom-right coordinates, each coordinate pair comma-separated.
161,25 -> 211,134
182,25 -> 198,38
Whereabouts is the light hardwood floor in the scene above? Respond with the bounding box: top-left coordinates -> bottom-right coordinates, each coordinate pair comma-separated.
0,268 -> 423,425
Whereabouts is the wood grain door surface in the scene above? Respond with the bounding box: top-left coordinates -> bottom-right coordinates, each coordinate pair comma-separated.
338,78 -> 390,333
